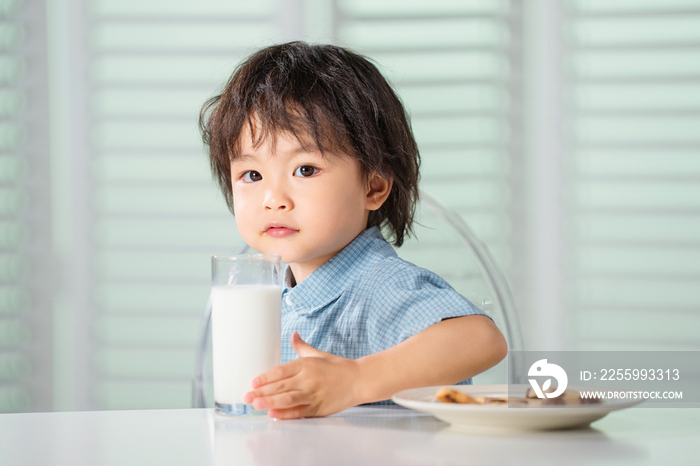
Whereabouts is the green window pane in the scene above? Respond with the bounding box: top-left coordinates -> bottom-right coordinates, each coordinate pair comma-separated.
371,51 -> 509,83
92,155 -> 210,182
93,316 -> 200,346
94,251 -> 209,281
339,0 -> 509,16
0,23 -> 23,50
94,284 -> 208,314
571,17 -> 700,46
92,381 -> 191,409
421,180 -> 510,209
576,181 -> 700,209
92,348 -> 194,378
93,89 -> 214,117
573,0 -> 700,13
340,19 -> 509,48
0,286 -> 30,315
0,385 -> 31,412
572,51 -> 700,78
574,84 -> 700,111
574,150 -> 700,176
0,221 -> 28,248
413,116 -> 509,145
93,121 -> 203,150
576,246 -> 700,275
399,84 -> 509,113
0,319 -> 30,347
574,116 -> 700,144
0,254 -> 29,281
0,55 -> 23,84
0,121 -> 25,149
92,186 -> 230,215
576,278 -> 700,309
0,188 -> 27,215
93,218 -> 240,248
91,56 -> 241,85
577,309 -> 700,344
0,352 -> 30,379
575,214 -> 700,244
92,22 -> 278,51
421,149 -> 509,178
91,0 -> 277,17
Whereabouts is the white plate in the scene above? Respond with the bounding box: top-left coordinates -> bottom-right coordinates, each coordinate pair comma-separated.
391,384 -> 643,433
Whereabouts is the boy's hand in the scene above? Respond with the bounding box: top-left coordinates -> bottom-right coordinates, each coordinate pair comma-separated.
242,332 -> 361,419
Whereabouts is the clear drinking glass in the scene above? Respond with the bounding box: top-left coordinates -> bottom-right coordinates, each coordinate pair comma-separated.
211,254 -> 282,416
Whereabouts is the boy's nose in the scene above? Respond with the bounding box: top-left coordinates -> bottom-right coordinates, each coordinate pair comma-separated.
262,187 -> 292,211
264,199 -> 288,210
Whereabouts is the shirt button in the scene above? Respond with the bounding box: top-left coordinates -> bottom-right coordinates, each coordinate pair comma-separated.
285,295 -> 292,306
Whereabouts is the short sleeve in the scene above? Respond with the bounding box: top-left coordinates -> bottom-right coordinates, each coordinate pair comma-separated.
365,261 -> 489,354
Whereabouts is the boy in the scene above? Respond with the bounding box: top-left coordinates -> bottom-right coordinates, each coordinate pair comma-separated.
200,42 -> 507,419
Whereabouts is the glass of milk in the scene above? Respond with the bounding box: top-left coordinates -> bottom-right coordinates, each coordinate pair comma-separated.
211,254 -> 282,416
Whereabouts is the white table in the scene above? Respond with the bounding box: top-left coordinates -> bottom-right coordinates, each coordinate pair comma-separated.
1,406 -> 698,465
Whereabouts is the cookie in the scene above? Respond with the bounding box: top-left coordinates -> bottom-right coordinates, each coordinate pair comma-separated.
435,387 -> 481,404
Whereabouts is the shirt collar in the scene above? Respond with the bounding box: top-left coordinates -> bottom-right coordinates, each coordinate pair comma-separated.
282,226 -> 395,315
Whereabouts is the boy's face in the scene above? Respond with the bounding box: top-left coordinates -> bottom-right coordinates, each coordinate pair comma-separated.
231,125 -> 380,282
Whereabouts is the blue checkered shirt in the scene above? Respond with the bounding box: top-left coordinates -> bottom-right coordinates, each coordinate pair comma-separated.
280,226 -> 488,404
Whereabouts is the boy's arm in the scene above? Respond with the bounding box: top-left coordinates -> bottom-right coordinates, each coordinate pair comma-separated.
243,315 -> 507,419
355,314 -> 507,404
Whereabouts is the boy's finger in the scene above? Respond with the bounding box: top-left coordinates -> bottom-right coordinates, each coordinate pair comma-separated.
244,377 -> 300,401
267,405 -> 313,420
252,390 -> 307,410
251,361 -> 300,388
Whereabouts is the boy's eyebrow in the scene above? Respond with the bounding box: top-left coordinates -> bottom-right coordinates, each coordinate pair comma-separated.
289,145 -> 323,157
234,144 -> 324,163
233,153 -> 255,163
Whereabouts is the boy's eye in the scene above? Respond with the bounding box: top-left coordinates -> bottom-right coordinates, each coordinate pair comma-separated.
293,165 -> 318,177
242,171 -> 262,182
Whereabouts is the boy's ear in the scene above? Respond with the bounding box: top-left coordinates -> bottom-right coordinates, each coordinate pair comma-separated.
365,172 -> 392,211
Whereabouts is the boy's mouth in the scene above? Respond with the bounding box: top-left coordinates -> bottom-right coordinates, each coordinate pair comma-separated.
264,223 -> 299,238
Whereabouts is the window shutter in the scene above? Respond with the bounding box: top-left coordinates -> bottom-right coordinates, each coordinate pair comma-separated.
0,0 -> 51,412
335,0 -> 521,282
87,0 -> 285,409
564,0 -> 700,349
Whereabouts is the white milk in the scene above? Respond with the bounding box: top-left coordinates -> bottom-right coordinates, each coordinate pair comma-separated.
211,284 -> 282,405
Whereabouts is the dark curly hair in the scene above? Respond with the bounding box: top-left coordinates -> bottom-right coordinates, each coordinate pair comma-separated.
199,41 -> 420,246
